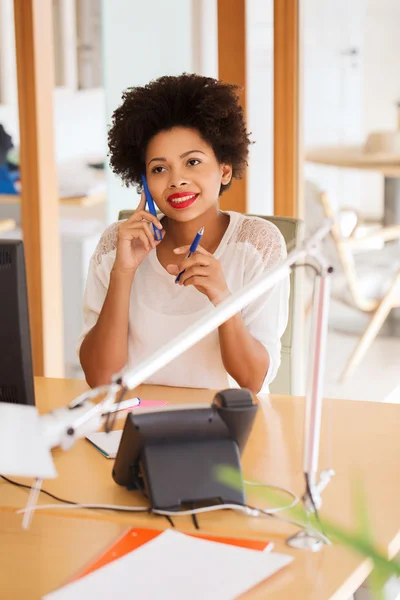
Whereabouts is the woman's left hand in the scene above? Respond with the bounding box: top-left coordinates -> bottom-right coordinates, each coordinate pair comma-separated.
166,245 -> 230,305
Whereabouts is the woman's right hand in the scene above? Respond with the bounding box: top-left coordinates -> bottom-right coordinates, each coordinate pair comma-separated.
113,191 -> 164,275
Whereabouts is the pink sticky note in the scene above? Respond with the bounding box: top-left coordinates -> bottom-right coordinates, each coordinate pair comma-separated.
112,399 -> 168,421
137,400 -> 168,408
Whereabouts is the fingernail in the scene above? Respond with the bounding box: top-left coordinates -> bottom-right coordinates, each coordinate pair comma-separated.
173,248 -> 181,253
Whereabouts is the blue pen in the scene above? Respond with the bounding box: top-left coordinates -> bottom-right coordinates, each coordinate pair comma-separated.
175,227 -> 204,283
141,174 -> 163,242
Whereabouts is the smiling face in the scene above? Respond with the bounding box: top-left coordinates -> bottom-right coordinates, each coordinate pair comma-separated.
145,127 -> 232,222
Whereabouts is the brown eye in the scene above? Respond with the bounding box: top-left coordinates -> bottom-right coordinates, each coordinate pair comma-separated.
187,159 -> 201,167
152,166 -> 166,174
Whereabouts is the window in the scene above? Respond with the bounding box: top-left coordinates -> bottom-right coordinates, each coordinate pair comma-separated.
52,0 -> 102,90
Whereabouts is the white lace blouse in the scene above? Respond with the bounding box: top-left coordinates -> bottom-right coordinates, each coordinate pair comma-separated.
77,211 -> 290,392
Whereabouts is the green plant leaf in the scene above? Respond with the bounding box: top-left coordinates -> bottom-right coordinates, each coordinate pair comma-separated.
216,465 -> 400,593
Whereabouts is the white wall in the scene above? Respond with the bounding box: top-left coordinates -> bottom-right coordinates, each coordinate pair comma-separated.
192,0 -> 218,79
0,88 -> 107,164
303,0 -> 400,218
361,0 -> 400,216
0,0 -> 17,106
303,0 -> 365,213
246,0 -> 274,216
364,0 -> 400,132
0,0 -> 106,165
53,87 -> 107,162
101,0 -> 195,222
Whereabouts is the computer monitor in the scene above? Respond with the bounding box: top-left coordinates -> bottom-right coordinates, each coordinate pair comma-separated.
0,239 -> 35,405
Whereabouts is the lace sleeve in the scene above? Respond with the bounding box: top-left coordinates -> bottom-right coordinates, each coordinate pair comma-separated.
234,217 -> 286,267
92,221 -> 121,266
232,216 -> 289,391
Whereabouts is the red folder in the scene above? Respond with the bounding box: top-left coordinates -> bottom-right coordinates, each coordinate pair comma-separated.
74,528 -> 274,580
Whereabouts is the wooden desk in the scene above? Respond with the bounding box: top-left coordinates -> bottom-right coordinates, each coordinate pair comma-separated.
1,377 -> 399,599
0,508 -> 363,600
0,512 -> 126,600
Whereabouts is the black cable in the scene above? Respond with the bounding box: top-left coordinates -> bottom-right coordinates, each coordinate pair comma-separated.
191,513 -> 199,529
0,474 -> 150,514
0,474 -> 78,505
0,474 -> 171,526
1,475 -> 313,538
164,514 -> 175,528
304,473 -> 326,536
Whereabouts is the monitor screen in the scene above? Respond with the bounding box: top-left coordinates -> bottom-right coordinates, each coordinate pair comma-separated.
0,240 -> 35,405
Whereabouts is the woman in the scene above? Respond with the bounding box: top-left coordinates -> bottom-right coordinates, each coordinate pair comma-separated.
78,74 -> 289,394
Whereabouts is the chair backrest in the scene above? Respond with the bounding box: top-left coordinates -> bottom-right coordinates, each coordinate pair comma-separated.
252,216 -> 304,396
304,181 -> 343,270
118,210 -> 304,396
304,181 -> 370,310
119,210 -> 141,221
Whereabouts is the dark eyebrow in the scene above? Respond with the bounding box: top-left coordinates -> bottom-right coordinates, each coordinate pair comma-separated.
180,150 -> 206,158
147,150 -> 205,166
148,156 -> 166,165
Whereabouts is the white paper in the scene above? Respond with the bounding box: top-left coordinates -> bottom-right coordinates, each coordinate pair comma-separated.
86,430 -> 122,458
0,404 -> 57,479
43,529 -> 293,600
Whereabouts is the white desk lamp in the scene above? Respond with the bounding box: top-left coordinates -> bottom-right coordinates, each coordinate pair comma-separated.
1,221 -> 334,547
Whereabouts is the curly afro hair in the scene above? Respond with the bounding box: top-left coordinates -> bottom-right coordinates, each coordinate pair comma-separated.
108,73 -> 251,195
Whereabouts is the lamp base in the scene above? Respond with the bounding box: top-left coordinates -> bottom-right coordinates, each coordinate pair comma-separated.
286,529 -> 325,552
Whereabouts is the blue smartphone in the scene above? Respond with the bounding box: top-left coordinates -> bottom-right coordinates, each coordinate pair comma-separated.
141,174 -> 163,241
